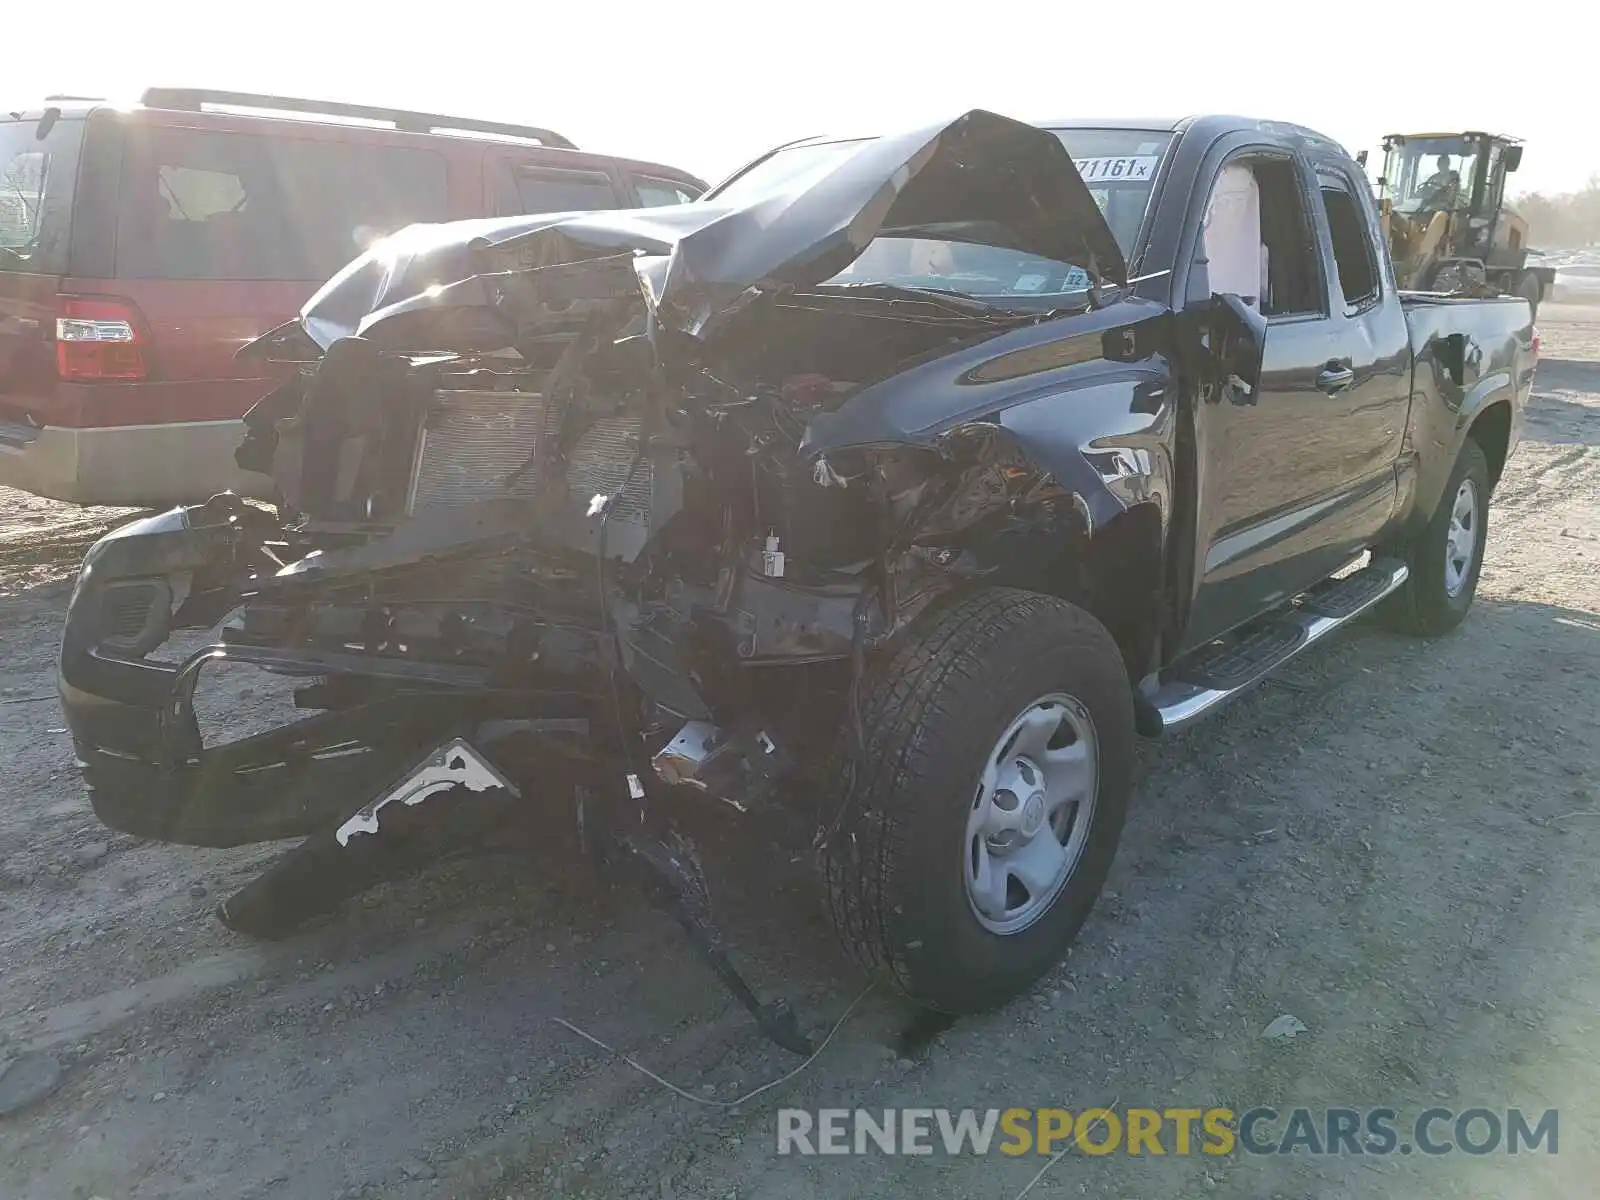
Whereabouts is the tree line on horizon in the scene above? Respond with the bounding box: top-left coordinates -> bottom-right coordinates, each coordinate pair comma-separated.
1515,177 -> 1600,250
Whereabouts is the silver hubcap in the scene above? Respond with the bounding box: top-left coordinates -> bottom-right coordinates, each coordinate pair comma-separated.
964,693 -> 1099,936
1444,477 -> 1479,597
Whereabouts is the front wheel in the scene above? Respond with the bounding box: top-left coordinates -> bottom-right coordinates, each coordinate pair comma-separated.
1380,438 -> 1490,637
818,589 -> 1134,1014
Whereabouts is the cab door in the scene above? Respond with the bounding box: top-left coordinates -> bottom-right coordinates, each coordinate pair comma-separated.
1306,160 -> 1411,541
1182,145 -> 1402,650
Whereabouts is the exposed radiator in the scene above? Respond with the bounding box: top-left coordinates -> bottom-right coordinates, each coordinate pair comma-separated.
407,391 -> 652,532
565,416 -> 653,528
407,389 -> 553,512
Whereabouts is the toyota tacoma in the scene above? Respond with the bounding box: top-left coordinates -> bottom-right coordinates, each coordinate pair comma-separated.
58,111 -> 1536,1051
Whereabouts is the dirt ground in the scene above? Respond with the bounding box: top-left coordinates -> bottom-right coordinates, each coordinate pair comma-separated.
2,307 -> 1597,1200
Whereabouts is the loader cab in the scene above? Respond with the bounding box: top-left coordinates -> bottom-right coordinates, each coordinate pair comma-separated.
1376,131 -> 1526,287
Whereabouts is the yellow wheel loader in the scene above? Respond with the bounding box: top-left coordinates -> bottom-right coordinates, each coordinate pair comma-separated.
1370,132 -> 1554,313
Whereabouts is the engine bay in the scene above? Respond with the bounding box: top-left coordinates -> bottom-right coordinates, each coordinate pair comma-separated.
223,283 -> 1070,806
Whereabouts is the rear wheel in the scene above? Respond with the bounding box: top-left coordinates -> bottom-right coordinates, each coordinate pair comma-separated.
1381,439 -> 1490,637
819,589 -> 1134,1014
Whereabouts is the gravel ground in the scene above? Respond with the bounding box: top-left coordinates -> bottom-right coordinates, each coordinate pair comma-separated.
1,307 -> 1597,1200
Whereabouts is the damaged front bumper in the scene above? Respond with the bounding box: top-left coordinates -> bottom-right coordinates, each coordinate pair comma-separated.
57,495 -> 879,851
59,496 -> 824,1053
59,497 -> 593,848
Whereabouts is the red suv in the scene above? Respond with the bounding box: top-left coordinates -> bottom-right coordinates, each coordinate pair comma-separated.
0,88 -> 706,507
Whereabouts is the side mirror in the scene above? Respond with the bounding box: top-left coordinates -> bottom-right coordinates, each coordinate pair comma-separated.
1209,292 -> 1266,403
1356,150 -> 1369,168
1213,292 -> 1265,368
1503,145 -> 1523,172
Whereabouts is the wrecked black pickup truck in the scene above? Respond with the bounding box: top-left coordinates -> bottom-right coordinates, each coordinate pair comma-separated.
59,111 -> 1535,1052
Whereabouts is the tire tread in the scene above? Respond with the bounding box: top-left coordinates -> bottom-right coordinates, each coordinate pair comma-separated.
819,588 -> 1131,1010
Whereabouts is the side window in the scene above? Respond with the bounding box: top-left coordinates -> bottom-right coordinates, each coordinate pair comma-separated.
1198,153 -> 1324,318
0,115 -> 83,275
0,150 -> 50,253
1318,176 -> 1381,311
498,167 -> 619,216
634,176 -> 701,207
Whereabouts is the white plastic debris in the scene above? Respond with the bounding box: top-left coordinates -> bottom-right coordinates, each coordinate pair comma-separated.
812,457 -> 848,488
762,532 -> 785,578
1260,1013 -> 1309,1040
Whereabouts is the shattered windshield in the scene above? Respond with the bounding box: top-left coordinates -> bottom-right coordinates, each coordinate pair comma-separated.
707,127 -> 1171,302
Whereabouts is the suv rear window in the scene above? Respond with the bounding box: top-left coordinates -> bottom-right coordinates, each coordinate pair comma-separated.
115,129 -> 448,281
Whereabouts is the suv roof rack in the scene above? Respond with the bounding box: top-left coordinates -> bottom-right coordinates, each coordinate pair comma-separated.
138,87 -> 576,149
44,94 -> 107,102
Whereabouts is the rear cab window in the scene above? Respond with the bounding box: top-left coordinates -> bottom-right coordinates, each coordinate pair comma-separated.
1316,167 -> 1383,311
114,126 -> 449,280
0,112 -> 83,276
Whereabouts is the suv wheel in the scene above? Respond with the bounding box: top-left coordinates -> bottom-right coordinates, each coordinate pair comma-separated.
819,589 -> 1133,1014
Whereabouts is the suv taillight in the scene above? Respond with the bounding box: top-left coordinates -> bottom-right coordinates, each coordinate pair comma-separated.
1531,326 -> 1540,359
56,296 -> 150,382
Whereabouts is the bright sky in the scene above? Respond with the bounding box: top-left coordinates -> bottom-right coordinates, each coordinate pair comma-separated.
12,0 -> 1595,197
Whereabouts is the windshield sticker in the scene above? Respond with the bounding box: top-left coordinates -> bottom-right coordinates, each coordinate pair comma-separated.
1073,155 -> 1159,183
1014,274 -> 1048,292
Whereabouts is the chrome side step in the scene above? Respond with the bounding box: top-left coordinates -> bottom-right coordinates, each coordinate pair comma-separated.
1137,558 -> 1409,737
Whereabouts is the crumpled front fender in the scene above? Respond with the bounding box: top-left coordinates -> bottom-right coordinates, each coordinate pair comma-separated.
800,295 -> 1176,540
797,307 -> 1180,672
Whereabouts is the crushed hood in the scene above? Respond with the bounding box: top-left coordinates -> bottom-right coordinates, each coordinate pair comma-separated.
241,109 -> 1127,360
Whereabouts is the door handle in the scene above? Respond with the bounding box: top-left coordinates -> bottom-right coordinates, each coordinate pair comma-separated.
1315,362 -> 1355,394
